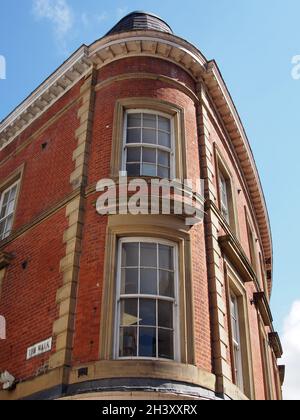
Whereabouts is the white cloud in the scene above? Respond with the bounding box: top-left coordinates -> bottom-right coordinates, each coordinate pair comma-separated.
33,0 -> 74,42
281,300 -> 300,400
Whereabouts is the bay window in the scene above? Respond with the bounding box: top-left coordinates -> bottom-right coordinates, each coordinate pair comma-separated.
115,238 -> 179,361
123,111 -> 174,179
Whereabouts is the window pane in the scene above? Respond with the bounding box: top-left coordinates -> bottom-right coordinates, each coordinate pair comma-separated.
159,245 -> 174,270
158,301 -> 173,329
0,220 -> 5,238
127,147 -> 141,163
120,299 -> 138,326
122,243 -> 139,267
142,148 -> 156,164
4,215 -> 13,237
140,243 -> 157,267
119,327 -> 137,357
159,270 -> 174,297
143,114 -> 156,129
126,163 -> 140,176
127,128 -> 141,143
158,116 -> 170,132
139,327 -> 156,357
142,129 -> 156,145
121,268 -> 139,294
2,191 -> 10,207
127,113 -> 142,128
9,186 -> 17,201
141,164 -> 157,177
158,131 -> 171,148
140,269 -> 157,295
158,166 -> 169,179
158,150 -> 170,167
0,205 -> 7,220
158,329 -> 173,359
139,299 -> 156,326
7,200 -> 15,215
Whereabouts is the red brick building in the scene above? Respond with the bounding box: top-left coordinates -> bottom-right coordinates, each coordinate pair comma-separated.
0,12 -> 284,400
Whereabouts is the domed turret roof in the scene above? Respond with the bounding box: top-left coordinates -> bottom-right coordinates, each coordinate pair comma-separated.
106,11 -> 173,36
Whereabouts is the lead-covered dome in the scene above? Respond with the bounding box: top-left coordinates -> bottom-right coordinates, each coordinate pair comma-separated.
106,11 -> 173,36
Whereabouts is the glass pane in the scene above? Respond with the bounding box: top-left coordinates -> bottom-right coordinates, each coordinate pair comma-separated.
126,163 -> 140,177
141,164 -> 157,177
159,245 -> 174,270
0,220 -> 5,238
142,148 -> 156,164
230,296 -> 236,318
158,329 -> 173,359
143,114 -> 156,129
121,268 -> 139,294
159,270 -> 174,297
127,113 -> 142,128
127,147 -> 141,163
120,299 -> 138,326
158,166 -> 169,179
127,128 -> 141,143
142,129 -> 156,145
140,269 -> 157,295
0,204 -> 7,220
158,131 -> 171,148
7,200 -> 15,215
2,191 -> 10,206
158,301 -> 173,329
119,327 -> 137,357
139,299 -> 156,326
9,186 -> 17,201
122,243 -> 139,267
4,215 -> 13,237
158,150 -> 170,166
231,316 -> 239,343
140,243 -> 157,267
139,327 -> 156,358
158,116 -> 170,132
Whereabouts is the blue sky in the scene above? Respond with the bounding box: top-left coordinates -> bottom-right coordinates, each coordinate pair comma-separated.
0,0 -> 299,398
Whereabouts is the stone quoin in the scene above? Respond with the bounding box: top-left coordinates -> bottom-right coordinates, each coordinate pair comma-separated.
0,11 -> 283,400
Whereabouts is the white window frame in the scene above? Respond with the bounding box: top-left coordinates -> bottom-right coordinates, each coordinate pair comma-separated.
122,109 -> 176,179
0,180 -> 19,241
114,237 -> 180,362
230,293 -> 244,392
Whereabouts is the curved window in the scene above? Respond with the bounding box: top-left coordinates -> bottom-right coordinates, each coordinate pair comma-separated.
115,238 -> 179,361
123,111 -> 174,179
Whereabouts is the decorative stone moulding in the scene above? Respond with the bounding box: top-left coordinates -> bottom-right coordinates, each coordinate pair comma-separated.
252,292 -> 273,327
269,332 -> 283,359
278,365 -> 285,386
219,234 -> 257,284
0,29 -> 272,290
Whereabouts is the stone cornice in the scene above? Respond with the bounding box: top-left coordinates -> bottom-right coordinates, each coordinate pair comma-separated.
0,29 -> 273,287
253,292 -> 273,327
219,234 -> 258,286
278,365 -> 285,385
268,332 -> 283,359
0,46 -> 91,151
